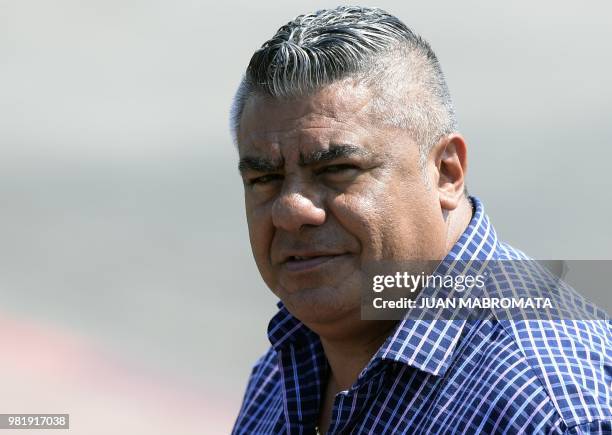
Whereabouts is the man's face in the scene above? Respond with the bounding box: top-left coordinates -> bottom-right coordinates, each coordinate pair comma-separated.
237,80 -> 448,327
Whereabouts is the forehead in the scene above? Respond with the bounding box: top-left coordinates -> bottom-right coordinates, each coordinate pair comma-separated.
237,80 -> 380,158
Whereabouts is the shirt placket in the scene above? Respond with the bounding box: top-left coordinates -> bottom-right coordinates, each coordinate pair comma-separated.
326,362 -> 391,434
278,340 -> 328,434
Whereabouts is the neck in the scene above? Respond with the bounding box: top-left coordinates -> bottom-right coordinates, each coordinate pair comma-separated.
446,196 -> 473,251
320,320 -> 397,391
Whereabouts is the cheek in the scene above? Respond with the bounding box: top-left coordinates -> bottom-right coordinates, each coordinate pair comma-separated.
329,179 -> 440,261
328,187 -> 389,259
383,185 -> 446,259
246,203 -> 275,277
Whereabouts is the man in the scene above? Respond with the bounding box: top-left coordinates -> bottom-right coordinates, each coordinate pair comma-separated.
230,6 -> 610,434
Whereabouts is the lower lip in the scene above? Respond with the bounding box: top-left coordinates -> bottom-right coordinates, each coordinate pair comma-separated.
282,254 -> 348,272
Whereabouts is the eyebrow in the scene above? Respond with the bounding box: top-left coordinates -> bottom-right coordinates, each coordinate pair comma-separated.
238,156 -> 283,174
238,144 -> 367,174
299,144 -> 366,166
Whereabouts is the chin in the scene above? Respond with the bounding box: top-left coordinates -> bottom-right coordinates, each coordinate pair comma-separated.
279,284 -> 360,326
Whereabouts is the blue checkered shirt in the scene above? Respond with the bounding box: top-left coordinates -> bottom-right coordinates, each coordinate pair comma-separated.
233,196 -> 611,434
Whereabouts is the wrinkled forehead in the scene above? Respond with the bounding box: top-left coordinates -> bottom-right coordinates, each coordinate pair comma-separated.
237,81 -> 382,160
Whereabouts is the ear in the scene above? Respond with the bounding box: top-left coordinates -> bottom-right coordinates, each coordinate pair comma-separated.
430,133 -> 468,211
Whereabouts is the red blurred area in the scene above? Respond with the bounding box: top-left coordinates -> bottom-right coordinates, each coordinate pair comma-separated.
0,314 -> 235,434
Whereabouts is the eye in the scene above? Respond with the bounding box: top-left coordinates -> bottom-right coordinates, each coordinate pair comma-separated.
319,164 -> 359,174
248,174 -> 283,186
317,163 -> 359,176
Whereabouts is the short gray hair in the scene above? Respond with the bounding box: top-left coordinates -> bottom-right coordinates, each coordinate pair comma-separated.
230,6 -> 458,168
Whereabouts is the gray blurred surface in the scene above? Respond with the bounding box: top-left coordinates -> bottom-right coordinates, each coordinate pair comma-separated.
1,0 -> 611,430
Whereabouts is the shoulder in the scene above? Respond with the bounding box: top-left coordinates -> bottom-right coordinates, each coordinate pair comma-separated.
488,241 -> 612,428
450,317 -> 610,433
238,347 -> 282,407
232,347 -> 284,434
498,318 -> 611,429
246,347 -> 280,389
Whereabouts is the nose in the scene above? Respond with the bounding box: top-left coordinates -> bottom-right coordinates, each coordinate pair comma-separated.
271,185 -> 326,232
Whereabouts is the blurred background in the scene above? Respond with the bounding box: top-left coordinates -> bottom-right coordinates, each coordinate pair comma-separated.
0,0 -> 610,433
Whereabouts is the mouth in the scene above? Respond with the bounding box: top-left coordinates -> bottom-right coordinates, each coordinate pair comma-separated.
282,253 -> 349,272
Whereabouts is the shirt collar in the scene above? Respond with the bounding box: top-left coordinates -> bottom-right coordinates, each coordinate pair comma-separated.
267,196 -> 500,375
267,300 -> 318,351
